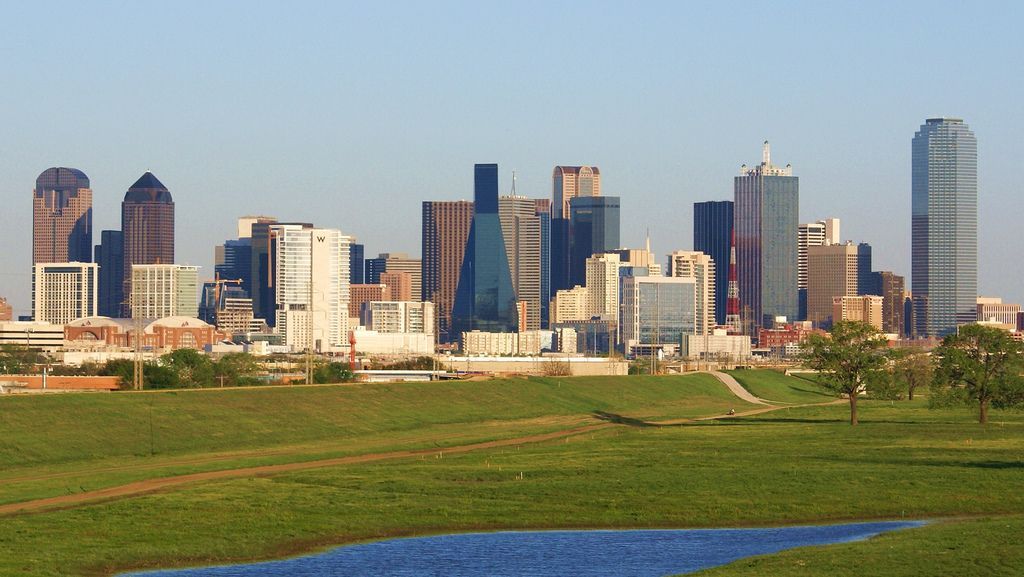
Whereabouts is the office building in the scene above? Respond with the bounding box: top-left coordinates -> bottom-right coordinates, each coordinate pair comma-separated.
535,199 -> 552,328
912,118 -> 978,337
364,253 -> 421,302
806,242 -> 860,328
130,264 -> 199,319
249,218 -> 290,324
620,275 -> 697,356
121,172 -> 175,316
552,166 -> 600,293
499,195 -> 544,331
668,251 -> 715,335
362,301 -> 434,335
32,167 -> 93,265
32,262 -> 97,325
693,200 -> 733,325
734,141 -> 799,327
451,164 -> 518,337
550,285 -> 590,324
94,230 -> 124,317
833,295 -> 884,330
349,284 -> 389,319
585,253 -> 621,319
270,225 -> 351,353
568,196 -> 620,288
215,217 -> 275,298
380,271 -> 413,302
977,297 -> 1021,326
871,271 -> 906,335
350,242 -> 364,285
798,218 -> 840,319
422,200 -> 474,342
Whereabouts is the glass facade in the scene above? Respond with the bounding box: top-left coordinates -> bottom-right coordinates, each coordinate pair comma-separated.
735,163 -> 798,328
912,118 -> 977,337
451,164 -> 518,339
568,196 -> 620,288
621,276 -> 696,348
693,200 -> 733,325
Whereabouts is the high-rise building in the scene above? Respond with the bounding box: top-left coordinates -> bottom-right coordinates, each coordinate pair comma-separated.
499,195 -> 543,331
872,271 -> 906,335
95,230 -> 124,317
550,285 -> 590,324
797,218 -> 840,320
249,218 -> 289,325
806,242 -> 860,328
32,262 -> 97,324
856,243 -> 874,295
568,196 -> 620,288
535,199 -> 552,328
451,164 -> 518,339
215,216 -> 276,298
584,252 -> 621,319
620,275 -> 697,356
349,284 -> 389,319
668,251 -> 715,335
551,166 -> 600,294
552,166 -> 601,220
422,200 -> 474,342
380,271 -> 413,302
32,167 -> 93,265
121,172 -> 174,316
130,264 -> 199,319
912,118 -> 978,337
734,141 -> 799,327
270,225 -> 351,352
364,253 -> 421,302
693,200 -> 733,325
362,301 -> 434,334
349,242 -> 364,285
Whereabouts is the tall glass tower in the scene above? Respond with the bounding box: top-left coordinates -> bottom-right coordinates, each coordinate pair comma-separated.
451,164 -> 518,340
693,200 -> 733,325
734,142 -> 799,330
912,118 -> 977,337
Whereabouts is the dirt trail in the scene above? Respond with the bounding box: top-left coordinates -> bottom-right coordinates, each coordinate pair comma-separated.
0,423 -> 613,516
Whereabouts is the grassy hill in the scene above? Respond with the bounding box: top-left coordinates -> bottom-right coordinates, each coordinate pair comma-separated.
1,371 -> 1022,576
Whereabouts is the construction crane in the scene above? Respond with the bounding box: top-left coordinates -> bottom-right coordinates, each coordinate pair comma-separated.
211,273 -> 243,327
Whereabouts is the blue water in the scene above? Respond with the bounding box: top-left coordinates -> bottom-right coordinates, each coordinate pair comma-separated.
126,521 -> 924,577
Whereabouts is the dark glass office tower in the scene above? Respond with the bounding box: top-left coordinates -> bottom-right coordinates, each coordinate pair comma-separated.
734,142 -> 798,329
535,199 -> 552,328
364,256 -> 386,284
912,118 -> 977,337
568,196 -> 620,288
693,200 -> 733,325
856,242 -> 874,295
350,243 -> 364,285
451,164 -> 518,340
215,239 -> 253,293
94,230 -> 123,317
550,217 -> 571,292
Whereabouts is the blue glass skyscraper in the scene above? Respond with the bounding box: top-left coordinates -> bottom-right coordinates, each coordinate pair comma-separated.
568,196 -> 620,288
693,200 -> 733,325
912,118 -> 977,337
451,164 -> 518,339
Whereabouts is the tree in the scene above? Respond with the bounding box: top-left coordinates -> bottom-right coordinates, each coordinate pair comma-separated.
313,361 -> 354,384
890,347 -> 933,401
161,349 -> 214,388
801,321 -> 891,426
932,324 -> 1024,424
0,344 -> 45,374
213,353 -> 262,387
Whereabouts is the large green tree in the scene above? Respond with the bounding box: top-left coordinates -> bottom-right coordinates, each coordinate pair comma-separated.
890,347 -> 933,401
932,324 -> 1024,424
161,349 -> 214,388
801,321 -> 891,425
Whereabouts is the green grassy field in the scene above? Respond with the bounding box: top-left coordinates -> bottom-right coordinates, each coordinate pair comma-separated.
1,371 -> 1022,576
725,369 -> 834,404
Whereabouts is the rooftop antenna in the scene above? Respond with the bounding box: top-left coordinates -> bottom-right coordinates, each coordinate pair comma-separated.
645,228 -> 651,255
762,140 -> 771,166
510,169 -> 517,196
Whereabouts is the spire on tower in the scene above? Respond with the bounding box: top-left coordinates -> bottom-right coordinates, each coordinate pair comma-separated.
725,228 -> 742,334
762,140 -> 771,166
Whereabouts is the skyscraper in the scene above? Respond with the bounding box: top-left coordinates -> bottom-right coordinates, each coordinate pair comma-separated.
32,167 -> 93,265
451,164 -> 517,339
734,141 -> 799,328
95,230 -> 124,317
422,200 -> 474,342
499,195 -> 543,331
806,242 -> 861,328
551,166 -> 600,293
121,172 -> 174,316
668,251 -> 715,335
534,199 -> 552,328
797,218 -> 840,320
693,200 -> 733,325
349,242 -> 364,285
364,253 -> 421,301
568,196 -> 620,288
912,118 -> 978,337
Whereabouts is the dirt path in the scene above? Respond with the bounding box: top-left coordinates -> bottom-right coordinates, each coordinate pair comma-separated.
707,371 -> 772,405
0,423 -> 613,517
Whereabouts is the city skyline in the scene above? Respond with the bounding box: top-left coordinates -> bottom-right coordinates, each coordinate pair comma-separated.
1,3 -> 1022,314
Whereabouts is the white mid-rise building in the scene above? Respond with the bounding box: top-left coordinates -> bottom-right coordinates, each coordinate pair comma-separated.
33,262 -> 97,325
271,225 -> 351,353
550,285 -> 590,324
131,264 -> 198,320
668,251 -> 715,335
363,301 -> 434,335
585,252 -> 621,318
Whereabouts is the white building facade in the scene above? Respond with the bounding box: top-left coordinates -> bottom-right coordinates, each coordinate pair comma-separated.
130,264 -> 198,320
33,262 -> 97,325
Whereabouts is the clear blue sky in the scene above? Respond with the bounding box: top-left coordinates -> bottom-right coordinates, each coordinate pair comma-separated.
2,1 -> 1021,316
